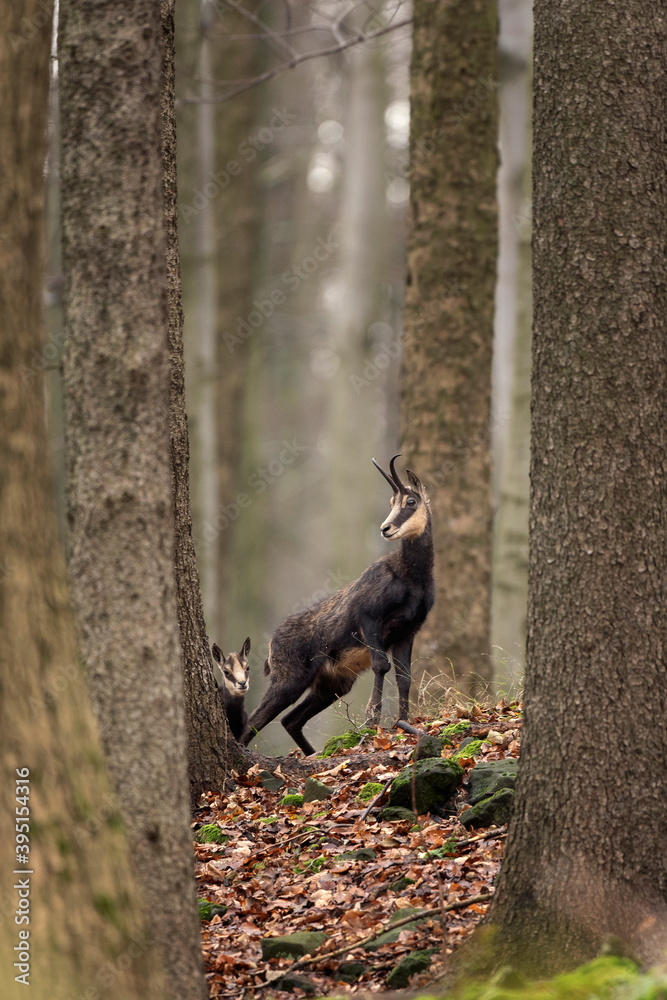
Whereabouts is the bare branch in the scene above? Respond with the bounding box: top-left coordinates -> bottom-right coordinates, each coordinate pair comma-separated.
177,17 -> 412,105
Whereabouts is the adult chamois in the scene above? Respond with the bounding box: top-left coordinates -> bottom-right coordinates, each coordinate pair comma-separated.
240,456 -> 434,755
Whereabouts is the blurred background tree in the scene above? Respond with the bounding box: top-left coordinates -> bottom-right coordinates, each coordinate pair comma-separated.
44,0 -> 533,755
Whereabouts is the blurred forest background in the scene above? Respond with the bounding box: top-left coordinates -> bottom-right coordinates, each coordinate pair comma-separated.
43,0 -> 532,754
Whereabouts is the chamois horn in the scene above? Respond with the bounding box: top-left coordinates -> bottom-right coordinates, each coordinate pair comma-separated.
389,454 -> 407,493
372,456 -> 399,493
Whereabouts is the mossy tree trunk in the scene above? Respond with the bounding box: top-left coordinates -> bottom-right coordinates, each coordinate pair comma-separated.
59,2 -> 207,997
485,0 -> 667,974
400,0 -> 499,700
0,2 -> 167,996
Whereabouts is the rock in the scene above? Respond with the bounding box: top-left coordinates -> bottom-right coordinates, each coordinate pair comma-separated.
364,908 -> 427,951
386,949 -> 435,987
198,899 -> 227,921
387,757 -> 464,816
261,931 -> 327,960
358,781 -> 384,802
272,972 -> 317,993
412,735 -> 448,760
259,770 -> 286,791
468,758 -> 519,805
379,806 -> 416,823
388,877 -> 416,892
337,961 -> 366,982
460,787 -> 514,828
279,793 -> 304,807
195,823 -> 228,844
303,777 -> 334,802
319,728 -> 376,758
339,847 -> 376,861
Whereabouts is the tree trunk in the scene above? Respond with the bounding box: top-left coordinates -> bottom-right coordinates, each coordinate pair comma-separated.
59,3 -> 206,997
491,0 -> 532,693
0,3 -> 166,995
400,0 -> 499,701
486,0 -> 667,974
162,0 -> 248,799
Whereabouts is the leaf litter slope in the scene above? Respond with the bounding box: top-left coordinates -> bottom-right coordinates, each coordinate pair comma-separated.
195,702 -> 522,997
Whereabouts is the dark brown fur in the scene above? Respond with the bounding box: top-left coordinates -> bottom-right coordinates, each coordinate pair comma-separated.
212,638 -> 250,740
241,458 -> 434,755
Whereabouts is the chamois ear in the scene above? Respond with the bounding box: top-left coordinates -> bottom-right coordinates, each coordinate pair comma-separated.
241,636 -> 251,659
212,643 -> 223,664
405,469 -> 423,492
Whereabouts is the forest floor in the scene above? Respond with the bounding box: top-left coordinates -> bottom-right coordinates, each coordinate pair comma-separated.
194,701 -> 522,999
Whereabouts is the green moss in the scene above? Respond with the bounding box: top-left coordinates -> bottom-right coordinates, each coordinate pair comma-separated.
450,739 -> 485,762
195,823 -> 229,844
359,782 -> 384,802
442,721 -> 471,737
319,728 -> 376,758
279,794 -> 304,807
449,956 -> 646,1000
259,815 -> 279,824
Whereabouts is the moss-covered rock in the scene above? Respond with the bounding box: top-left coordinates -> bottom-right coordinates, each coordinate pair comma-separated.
338,847 -> 376,861
358,781 -> 384,801
279,793 -> 304,807
337,961 -> 366,982
364,908 -> 428,951
460,787 -> 514,828
386,949 -> 435,987
319,728 -> 376,758
195,823 -> 228,844
303,777 -> 334,803
468,758 -> 519,804
450,739 -> 485,762
259,769 -> 286,791
198,898 -> 227,921
379,806 -> 417,823
272,972 -> 317,993
413,734 -> 450,760
261,931 -> 327,960
388,876 -> 416,892
387,757 -> 464,815
442,720 -> 471,737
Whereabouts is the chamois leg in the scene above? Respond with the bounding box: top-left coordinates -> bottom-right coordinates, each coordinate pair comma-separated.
364,647 -> 391,726
241,681 -> 307,747
391,638 -> 414,722
281,687 -> 339,757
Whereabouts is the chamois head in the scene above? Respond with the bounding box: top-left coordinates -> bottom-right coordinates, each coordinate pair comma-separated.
212,637 -> 251,695
373,455 -> 430,541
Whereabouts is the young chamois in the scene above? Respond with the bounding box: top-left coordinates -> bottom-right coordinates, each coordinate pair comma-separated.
240,457 -> 434,756
212,638 -> 251,740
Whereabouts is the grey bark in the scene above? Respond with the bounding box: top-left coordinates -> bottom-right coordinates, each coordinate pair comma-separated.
162,0 -> 244,798
59,2 -> 206,997
486,0 -> 667,973
400,0 -> 499,701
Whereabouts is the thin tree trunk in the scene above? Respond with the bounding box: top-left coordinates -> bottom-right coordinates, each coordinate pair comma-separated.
163,0 -> 249,796
59,2 -> 206,997
1,2 -> 166,995
486,0 -> 667,974
400,0 -> 499,701
491,0 -> 532,692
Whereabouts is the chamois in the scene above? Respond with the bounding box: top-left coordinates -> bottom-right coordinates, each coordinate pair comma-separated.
212,638 -> 251,740
240,456 -> 434,756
